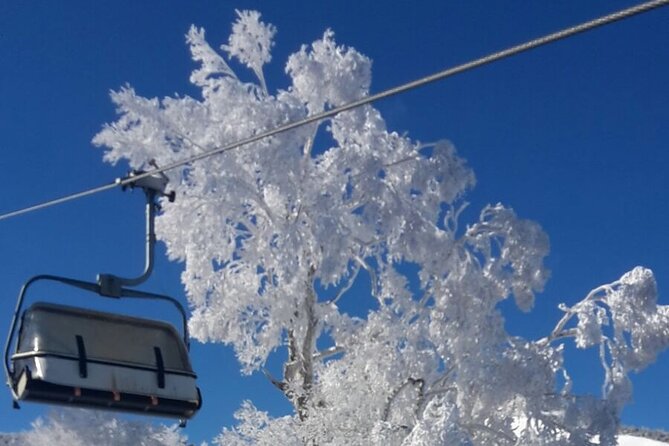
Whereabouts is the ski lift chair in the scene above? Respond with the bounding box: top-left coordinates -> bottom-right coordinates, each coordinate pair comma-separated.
8,297 -> 200,420
4,172 -> 201,423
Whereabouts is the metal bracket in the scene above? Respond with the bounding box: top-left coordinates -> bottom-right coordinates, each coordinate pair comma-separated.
120,168 -> 176,203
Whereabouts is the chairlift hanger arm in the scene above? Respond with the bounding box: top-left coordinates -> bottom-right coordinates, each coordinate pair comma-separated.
98,170 -> 175,295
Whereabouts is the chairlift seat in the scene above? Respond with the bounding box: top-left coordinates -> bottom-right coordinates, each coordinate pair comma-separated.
9,302 -> 201,419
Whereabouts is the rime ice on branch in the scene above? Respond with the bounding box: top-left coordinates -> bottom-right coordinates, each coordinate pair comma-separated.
93,10 -> 669,446
20,409 -> 187,446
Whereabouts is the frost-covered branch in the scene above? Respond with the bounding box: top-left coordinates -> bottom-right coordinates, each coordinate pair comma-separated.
262,368 -> 286,392
543,283 -> 618,344
464,423 -> 516,445
382,377 -> 425,423
221,10 -> 275,95
312,345 -> 345,361
354,255 -> 379,298
326,261 -> 361,305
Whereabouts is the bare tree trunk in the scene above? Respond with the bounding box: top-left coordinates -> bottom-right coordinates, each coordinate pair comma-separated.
283,267 -> 319,422
298,269 -> 318,420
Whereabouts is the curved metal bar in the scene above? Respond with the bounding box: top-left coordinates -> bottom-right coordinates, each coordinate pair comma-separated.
118,288 -> 191,350
97,189 -> 157,294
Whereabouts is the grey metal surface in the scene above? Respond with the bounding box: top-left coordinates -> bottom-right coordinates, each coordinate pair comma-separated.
15,303 -> 192,372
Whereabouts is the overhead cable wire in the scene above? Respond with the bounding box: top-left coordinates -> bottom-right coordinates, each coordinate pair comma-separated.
0,0 -> 666,223
0,182 -> 119,222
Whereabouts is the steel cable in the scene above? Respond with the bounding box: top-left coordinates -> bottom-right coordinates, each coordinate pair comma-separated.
0,0 -> 666,222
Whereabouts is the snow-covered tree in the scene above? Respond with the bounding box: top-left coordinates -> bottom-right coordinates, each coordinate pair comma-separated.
14,409 -> 187,446
89,10 -> 669,445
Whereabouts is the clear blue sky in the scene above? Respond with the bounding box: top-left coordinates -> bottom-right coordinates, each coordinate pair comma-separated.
0,1 -> 667,443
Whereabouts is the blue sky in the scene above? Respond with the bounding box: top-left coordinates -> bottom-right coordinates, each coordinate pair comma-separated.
0,1 -> 667,443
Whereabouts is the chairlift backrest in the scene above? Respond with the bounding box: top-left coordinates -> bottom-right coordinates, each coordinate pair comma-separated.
15,303 -> 193,374
8,301 -> 201,420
